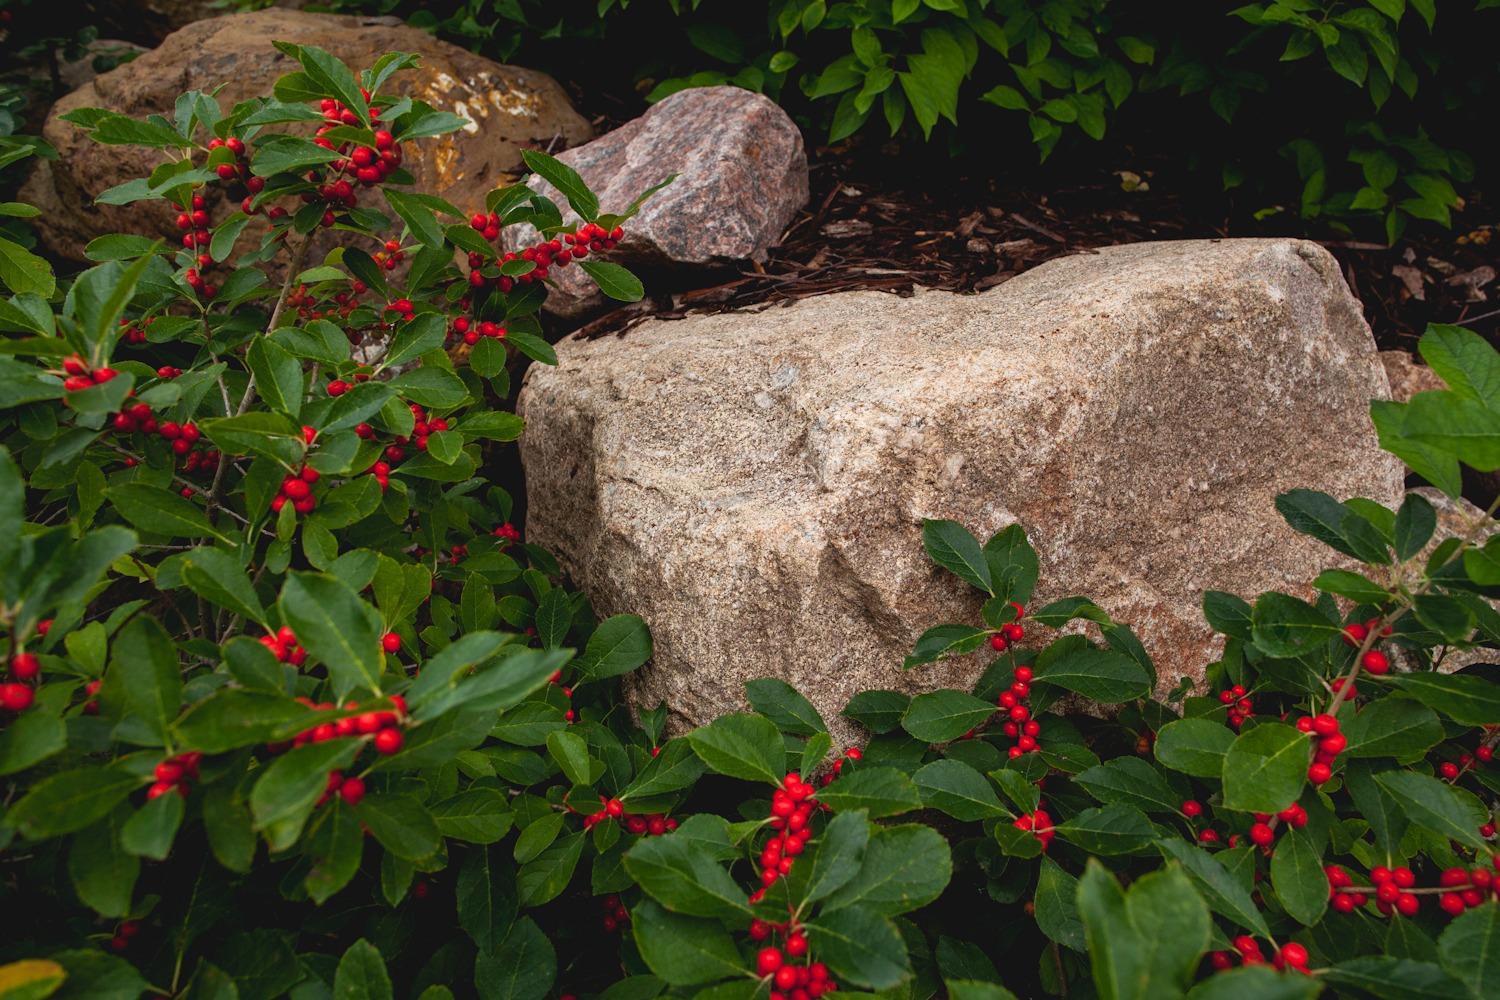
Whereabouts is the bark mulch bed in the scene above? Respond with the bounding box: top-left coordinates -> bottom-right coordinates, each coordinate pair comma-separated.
568,139 -> 1498,358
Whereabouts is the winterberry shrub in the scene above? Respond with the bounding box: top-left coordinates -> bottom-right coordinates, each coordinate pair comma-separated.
0,39 -> 682,997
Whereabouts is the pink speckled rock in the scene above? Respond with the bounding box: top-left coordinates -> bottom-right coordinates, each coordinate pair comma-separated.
505,85 -> 810,318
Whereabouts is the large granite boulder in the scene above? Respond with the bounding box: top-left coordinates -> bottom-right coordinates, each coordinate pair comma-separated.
503,85 -> 809,319
21,9 -> 592,265
518,238 -> 1405,744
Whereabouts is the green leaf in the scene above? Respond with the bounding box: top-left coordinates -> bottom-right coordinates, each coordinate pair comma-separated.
0,237 -> 56,297
801,809 -> 870,903
355,793 -> 442,861
806,905 -> 908,990
181,547 -> 267,626
983,524 -> 1040,606
475,917 -> 555,1000
575,614 -> 653,683
504,330 -> 557,366
1030,596 -> 1112,628
431,789 -> 513,843
1054,804 -> 1155,855
1221,722 -> 1311,814
108,614 -> 183,745
912,759 -> 1007,820
904,624 -> 989,670
1155,839 -> 1272,937
332,939 -> 392,1000
1033,645 -> 1152,702
384,188 -> 446,247
1270,825 -> 1326,925
545,730 -> 593,786
1342,697 -> 1443,759
624,834 -> 751,920
457,844 -> 518,954
922,519 -> 991,592
384,314 -> 447,369
1078,860 -> 1210,1000
842,690 -> 910,734
69,808 -> 139,918
1251,590 -> 1342,657
821,824 -> 952,916
303,799 -> 362,904
815,767 -> 922,819
686,712 -> 785,785
578,260 -> 645,302
1074,757 -> 1182,814
251,137 -> 343,176
0,709 -> 67,776
1155,718 -> 1236,778
280,572 -> 384,700
1034,856 -> 1086,950
249,739 -> 360,851
1322,957 -> 1471,1000
120,790 -> 184,861
534,588 -> 572,649
7,765 -> 140,839
390,367 -> 470,408
1182,966 -> 1320,1000
1438,902 -> 1500,998
521,150 -> 599,220
1421,324 -> 1500,409
1203,591 -> 1254,639
1375,770 -> 1490,851
174,690 -> 307,753
902,690 -> 995,742
517,830 -> 586,906
105,483 -> 234,542
1313,569 -> 1392,603
1394,492 -> 1438,560
631,900 -> 744,986
1392,674 -> 1500,726
746,679 -> 826,736
622,738 -> 707,802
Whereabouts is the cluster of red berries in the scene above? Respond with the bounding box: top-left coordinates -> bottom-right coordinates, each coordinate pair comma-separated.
1342,619 -> 1392,673
493,522 -> 521,544
1327,861 -> 1500,918
108,921 -> 143,953
754,942 -> 838,1000
271,466 -> 321,516
286,279 -> 366,324
581,796 -> 678,836
2,651 -> 40,711
600,894 -> 630,933
466,219 -> 623,293
59,355 -> 119,393
1217,685 -> 1255,729
988,603 -> 1026,653
118,315 -> 155,345
1247,801 -> 1308,849
258,627 -> 309,666
816,747 -> 862,787
325,371 -> 375,396
207,135 -> 251,183
317,768 -> 367,807
313,96 -> 403,186
450,316 -> 507,346
997,665 -> 1040,759
146,751 -> 203,800
269,696 -> 407,755
157,366 -> 183,379
371,240 -> 407,272
753,773 -> 819,891
1013,805 -> 1056,850
1292,713 -> 1345,784
1209,937 -> 1308,974
82,679 -> 102,715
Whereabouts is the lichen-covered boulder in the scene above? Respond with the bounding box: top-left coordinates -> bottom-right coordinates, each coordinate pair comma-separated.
518,238 -> 1404,744
21,9 -> 591,264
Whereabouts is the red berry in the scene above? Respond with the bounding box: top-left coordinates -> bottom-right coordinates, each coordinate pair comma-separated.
381,632 -> 401,653
1280,943 -> 1308,968
1311,715 -> 1340,736
10,652 -> 40,680
373,728 -> 404,754
1361,650 -> 1389,675
757,948 -> 784,976
1396,893 -> 1420,916
339,776 -> 366,805
1308,762 -> 1333,784
786,934 -> 808,958
0,683 -> 34,711
1249,823 -> 1274,847
1441,762 -> 1461,779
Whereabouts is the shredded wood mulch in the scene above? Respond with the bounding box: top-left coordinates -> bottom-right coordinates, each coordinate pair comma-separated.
567,143 -> 1498,357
